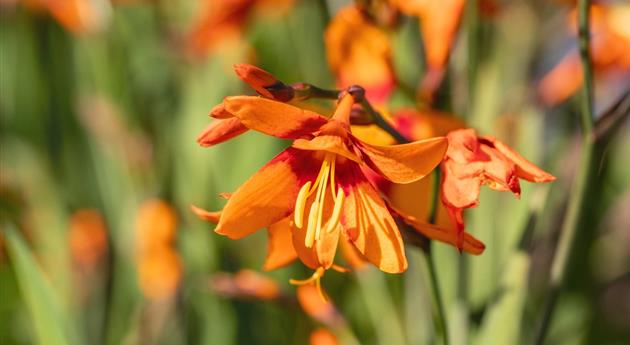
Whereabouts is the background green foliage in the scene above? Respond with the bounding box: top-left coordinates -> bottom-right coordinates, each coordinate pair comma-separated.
1,1 -> 629,344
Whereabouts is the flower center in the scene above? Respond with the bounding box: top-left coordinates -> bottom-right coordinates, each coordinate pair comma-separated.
294,153 -> 345,248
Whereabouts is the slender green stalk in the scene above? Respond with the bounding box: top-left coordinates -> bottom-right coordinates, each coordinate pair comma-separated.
427,168 -> 450,345
534,1 -> 595,343
358,93 -> 450,345
292,83 -> 340,100
426,247 -> 450,345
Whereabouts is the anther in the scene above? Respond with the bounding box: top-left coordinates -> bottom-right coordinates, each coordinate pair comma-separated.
294,181 -> 312,229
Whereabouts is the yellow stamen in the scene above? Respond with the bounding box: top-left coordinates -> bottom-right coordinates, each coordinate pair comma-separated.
325,188 -> 345,234
329,155 -> 337,200
304,202 -> 319,248
331,264 -> 350,273
289,267 -> 327,301
314,162 -> 330,241
292,153 -> 346,249
294,181 -> 312,229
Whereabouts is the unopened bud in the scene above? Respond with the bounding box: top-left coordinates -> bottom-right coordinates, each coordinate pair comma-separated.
233,64 -> 294,101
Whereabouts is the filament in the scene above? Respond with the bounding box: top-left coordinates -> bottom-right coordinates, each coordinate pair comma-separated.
293,153 -> 346,249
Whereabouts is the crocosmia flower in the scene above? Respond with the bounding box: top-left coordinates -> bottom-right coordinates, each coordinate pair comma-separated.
442,128 -> 556,246
325,6 -> 396,105
539,3 -> 630,105
195,89 -> 448,290
389,0 -> 466,100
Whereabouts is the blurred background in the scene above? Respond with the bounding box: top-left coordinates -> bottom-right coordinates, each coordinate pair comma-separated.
0,0 -> 629,344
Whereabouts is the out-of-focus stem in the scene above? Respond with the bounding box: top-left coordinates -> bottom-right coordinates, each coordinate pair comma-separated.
534,1 -> 595,344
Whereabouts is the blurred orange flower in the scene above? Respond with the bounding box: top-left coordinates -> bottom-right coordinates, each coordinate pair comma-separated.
68,209 -> 108,271
195,89 -> 447,293
310,328 -> 339,345
296,284 -> 343,326
389,0 -> 466,100
21,0 -> 110,34
211,269 -> 281,300
442,129 -> 556,247
325,6 -> 396,105
186,0 -> 294,57
135,199 -> 182,301
539,3 -> 630,105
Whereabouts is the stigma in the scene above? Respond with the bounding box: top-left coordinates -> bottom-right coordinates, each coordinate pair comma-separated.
294,153 -> 346,248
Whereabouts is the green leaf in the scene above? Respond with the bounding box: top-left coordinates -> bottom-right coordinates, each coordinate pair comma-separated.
474,251 -> 530,345
4,226 -> 74,345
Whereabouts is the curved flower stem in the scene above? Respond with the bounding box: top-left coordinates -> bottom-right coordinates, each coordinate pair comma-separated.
534,1 -> 595,343
356,91 -> 451,345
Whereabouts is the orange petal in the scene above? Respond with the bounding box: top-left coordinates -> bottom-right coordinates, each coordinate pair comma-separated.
292,135 -> 361,163
441,160 -> 482,209
209,103 -> 234,119
215,148 -> 304,239
233,64 -> 293,101
264,217 -> 298,271
223,96 -> 328,139
538,53 -> 582,105
482,136 -> 556,183
190,205 -> 221,224
356,136 -> 448,184
197,117 -> 248,147
339,235 -> 367,270
341,179 -> 407,273
394,207 -> 485,255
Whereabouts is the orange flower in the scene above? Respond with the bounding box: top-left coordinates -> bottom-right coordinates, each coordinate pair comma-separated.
135,199 -> 182,301
325,6 -> 396,105
296,284 -> 343,326
539,3 -> 630,105
389,0 -> 465,100
195,90 -> 448,291
68,209 -> 108,271
211,269 -> 281,300
186,0 -> 294,57
310,328 -> 340,345
352,109 -> 485,255
442,129 -> 556,247
21,0 -> 110,34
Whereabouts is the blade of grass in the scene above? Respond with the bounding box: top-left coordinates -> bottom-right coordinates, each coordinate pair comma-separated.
4,225 -> 75,345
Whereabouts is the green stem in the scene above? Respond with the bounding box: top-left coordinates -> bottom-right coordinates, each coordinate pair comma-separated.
534,1 -> 595,343
292,83 -> 340,100
427,247 -> 450,345
359,94 -> 450,345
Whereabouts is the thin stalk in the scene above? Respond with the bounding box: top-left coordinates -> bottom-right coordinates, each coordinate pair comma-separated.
534,1 -> 595,343
426,246 -> 450,345
427,168 -> 450,345
359,94 -> 450,345
292,83 -> 340,100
